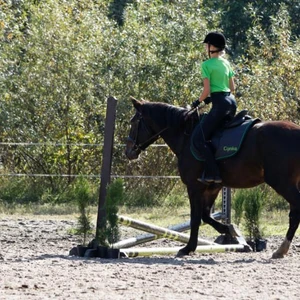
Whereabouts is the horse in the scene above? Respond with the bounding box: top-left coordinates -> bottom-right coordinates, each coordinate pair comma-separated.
125,97 -> 300,259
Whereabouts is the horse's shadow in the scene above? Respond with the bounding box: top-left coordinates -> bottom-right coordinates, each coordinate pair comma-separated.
10,253 -> 273,266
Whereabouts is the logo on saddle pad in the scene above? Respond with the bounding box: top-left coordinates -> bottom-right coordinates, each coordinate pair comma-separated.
191,111 -> 260,161
223,146 -> 238,152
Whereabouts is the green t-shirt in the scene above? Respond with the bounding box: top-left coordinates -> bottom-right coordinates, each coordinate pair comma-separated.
201,57 -> 235,93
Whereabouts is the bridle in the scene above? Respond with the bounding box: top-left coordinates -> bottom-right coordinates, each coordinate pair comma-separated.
126,112 -> 168,152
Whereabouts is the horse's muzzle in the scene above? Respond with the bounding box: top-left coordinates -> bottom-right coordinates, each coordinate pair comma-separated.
125,139 -> 141,160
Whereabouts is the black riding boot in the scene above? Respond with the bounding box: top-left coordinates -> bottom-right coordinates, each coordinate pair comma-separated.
198,143 -> 222,184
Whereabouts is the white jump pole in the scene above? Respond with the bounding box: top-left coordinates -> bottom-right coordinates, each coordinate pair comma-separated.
121,244 -> 245,258
113,212 -> 223,249
112,221 -> 190,249
117,215 -> 216,246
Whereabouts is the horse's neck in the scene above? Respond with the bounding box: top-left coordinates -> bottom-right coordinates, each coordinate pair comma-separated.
149,103 -> 188,156
160,129 -> 186,157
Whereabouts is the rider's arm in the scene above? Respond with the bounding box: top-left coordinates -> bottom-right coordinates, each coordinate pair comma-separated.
199,78 -> 210,102
192,78 -> 210,108
229,77 -> 235,94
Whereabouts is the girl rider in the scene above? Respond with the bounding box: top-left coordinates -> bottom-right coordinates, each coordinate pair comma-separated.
192,32 -> 236,184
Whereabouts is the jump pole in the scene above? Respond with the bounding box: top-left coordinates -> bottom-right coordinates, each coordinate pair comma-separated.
112,220 -> 190,249
117,215 -> 217,246
120,244 -> 245,258
112,212 -> 223,249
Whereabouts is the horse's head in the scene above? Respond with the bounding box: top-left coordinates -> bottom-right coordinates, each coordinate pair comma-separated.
125,98 -> 161,160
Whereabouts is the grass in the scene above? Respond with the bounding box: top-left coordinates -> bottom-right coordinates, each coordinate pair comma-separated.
0,202 -> 79,216
259,210 -> 290,237
0,202 -> 291,238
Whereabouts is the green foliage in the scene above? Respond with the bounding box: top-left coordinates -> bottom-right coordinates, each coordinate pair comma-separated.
0,176 -> 43,204
0,1 -> 299,207
123,186 -> 158,207
106,179 -> 124,244
233,187 -> 266,240
73,176 -> 94,245
236,5 -> 300,122
98,178 -> 124,245
262,186 -> 289,211
0,0 -> 109,193
164,191 -> 187,208
232,190 -> 245,226
203,0 -> 300,56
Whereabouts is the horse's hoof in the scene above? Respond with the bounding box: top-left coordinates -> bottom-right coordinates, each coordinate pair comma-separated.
176,251 -> 185,257
176,248 -> 192,257
243,244 -> 253,253
272,251 -> 284,259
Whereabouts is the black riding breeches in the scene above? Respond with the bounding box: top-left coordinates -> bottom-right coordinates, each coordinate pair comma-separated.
193,93 -> 237,176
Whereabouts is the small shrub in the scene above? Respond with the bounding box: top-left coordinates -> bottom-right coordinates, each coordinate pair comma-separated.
73,176 -> 93,246
232,187 -> 266,240
96,178 -> 125,246
105,178 -> 124,245
243,187 -> 265,240
232,190 -> 246,225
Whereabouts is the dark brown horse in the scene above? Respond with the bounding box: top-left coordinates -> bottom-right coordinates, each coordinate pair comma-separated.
125,98 -> 300,258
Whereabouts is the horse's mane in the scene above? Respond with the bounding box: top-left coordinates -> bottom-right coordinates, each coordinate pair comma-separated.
142,101 -> 197,129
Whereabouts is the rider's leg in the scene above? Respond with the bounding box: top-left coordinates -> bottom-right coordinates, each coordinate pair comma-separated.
193,94 -> 236,184
200,142 -> 222,183
192,121 -> 221,183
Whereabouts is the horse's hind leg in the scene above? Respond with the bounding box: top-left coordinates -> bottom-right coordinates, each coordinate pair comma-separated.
272,206 -> 300,258
202,204 -> 243,240
271,186 -> 300,259
199,187 -> 243,241
201,191 -> 251,250
199,187 -> 235,236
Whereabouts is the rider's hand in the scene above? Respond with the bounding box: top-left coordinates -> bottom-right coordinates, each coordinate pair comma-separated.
192,99 -> 200,108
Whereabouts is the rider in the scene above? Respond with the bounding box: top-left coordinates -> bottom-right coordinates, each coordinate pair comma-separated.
192,32 -> 237,184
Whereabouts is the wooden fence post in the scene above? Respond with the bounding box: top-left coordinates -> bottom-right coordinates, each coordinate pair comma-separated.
96,96 -> 118,241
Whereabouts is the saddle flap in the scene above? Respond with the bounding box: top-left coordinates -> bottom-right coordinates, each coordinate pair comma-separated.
191,114 -> 261,161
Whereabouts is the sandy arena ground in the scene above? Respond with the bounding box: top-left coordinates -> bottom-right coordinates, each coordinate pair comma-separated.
1,216 -> 300,300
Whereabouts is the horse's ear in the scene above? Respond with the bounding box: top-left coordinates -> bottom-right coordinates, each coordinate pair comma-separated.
130,96 -> 143,112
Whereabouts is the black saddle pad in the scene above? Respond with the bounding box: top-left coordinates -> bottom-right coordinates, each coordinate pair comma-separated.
191,113 -> 260,161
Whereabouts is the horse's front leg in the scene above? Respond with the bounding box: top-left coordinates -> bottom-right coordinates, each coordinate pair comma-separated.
177,184 -> 219,257
176,185 -> 202,256
177,207 -> 201,257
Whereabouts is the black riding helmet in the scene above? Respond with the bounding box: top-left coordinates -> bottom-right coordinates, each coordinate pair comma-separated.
203,32 -> 226,51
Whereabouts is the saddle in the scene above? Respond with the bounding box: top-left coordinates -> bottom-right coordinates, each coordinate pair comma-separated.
191,110 -> 261,161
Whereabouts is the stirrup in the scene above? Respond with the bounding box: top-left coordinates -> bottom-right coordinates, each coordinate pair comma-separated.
197,172 -> 214,185
214,176 -> 222,184
197,177 -> 211,185
197,173 -> 222,185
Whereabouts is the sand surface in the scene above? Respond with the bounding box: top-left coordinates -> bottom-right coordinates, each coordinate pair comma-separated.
1,216 -> 300,300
